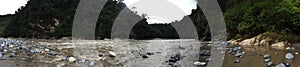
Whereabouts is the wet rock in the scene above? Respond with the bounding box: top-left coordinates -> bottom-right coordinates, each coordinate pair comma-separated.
295,52 -> 299,55
61,57 -> 67,61
199,50 -> 210,56
56,64 -> 62,67
20,58 -> 27,61
78,59 -> 86,63
146,52 -> 154,55
45,49 -> 50,52
264,58 -> 271,62
264,54 -> 271,59
30,50 -> 35,53
275,63 -> 286,67
285,53 -> 294,60
10,53 -> 16,57
235,53 -> 243,58
194,61 -> 206,66
286,63 -> 290,67
141,54 -> 149,58
108,51 -> 116,57
68,57 -> 76,62
205,58 -> 211,61
89,61 -> 95,67
168,58 -> 177,62
48,51 -> 58,56
171,53 -> 181,61
234,60 -> 240,63
0,52 -> 2,57
98,54 -> 103,57
286,47 -> 295,50
267,62 -> 273,67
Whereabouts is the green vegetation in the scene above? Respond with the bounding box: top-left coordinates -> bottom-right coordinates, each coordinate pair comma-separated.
0,0 -> 299,42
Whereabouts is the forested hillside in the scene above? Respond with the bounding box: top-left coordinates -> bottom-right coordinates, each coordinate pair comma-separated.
0,0 -> 299,41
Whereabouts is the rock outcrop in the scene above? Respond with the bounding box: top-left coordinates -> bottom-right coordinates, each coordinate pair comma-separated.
229,33 -> 290,49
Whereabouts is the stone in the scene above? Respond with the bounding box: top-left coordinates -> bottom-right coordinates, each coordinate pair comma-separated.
264,54 -> 271,59
267,62 -> 273,67
89,61 -> 95,67
275,63 -> 286,67
10,53 -> 16,57
45,49 -> 50,52
264,58 -> 271,62
234,60 -> 240,63
168,58 -> 177,62
194,62 -> 206,66
146,52 -> 154,55
48,51 -> 58,56
272,42 -> 287,49
295,52 -> 299,55
68,57 -> 76,62
108,51 -> 116,57
286,47 -> 295,50
199,50 -> 210,56
78,59 -> 86,63
285,53 -> 294,60
235,53 -> 243,58
56,64 -> 62,67
141,54 -> 148,58
0,53 -> 2,58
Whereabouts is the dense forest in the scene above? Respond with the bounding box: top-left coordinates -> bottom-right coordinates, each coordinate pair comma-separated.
0,0 -> 299,41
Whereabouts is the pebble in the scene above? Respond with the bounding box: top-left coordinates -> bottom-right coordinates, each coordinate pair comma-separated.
45,49 -> 50,52
10,53 -> 16,57
264,54 -> 271,59
285,53 -> 294,60
295,52 -> 299,55
0,53 -> 2,57
275,63 -> 286,67
194,61 -> 206,66
108,51 -> 116,57
146,52 -> 154,55
267,62 -> 273,67
68,57 -> 76,62
78,59 -> 86,63
89,61 -> 96,67
199,50 -> 210,56
48,51 -> 58,56
234,60 -> 240,63
235,53 -> 243,58
141,54 -> 149,58
56,64 -> 62,67
264,58 -> 271,62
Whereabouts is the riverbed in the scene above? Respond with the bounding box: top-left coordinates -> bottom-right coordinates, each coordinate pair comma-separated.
0,38 -> 299,67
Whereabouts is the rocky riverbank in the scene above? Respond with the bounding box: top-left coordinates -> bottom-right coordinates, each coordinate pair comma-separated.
228,33 -> 300,49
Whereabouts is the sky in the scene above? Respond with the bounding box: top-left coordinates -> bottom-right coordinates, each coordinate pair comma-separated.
0,0 -> 197,24
0,0 -> 28,15
123,0 -> 197,24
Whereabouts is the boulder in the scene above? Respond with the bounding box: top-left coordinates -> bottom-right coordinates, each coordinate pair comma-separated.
272,42 -> 287,49
285,53 -> 294,60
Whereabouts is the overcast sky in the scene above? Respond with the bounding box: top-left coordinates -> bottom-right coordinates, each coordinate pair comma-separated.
123,0 -> 197,24
0,0 -> 197,24
0,0 -> 28,15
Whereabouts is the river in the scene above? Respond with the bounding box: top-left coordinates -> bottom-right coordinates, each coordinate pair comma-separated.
0,38 -> 299,67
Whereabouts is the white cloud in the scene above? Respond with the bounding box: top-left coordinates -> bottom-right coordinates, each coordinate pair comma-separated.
0,0 -> 28,15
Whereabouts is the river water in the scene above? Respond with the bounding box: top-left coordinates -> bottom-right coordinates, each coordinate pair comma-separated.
0,39 -> 299,67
